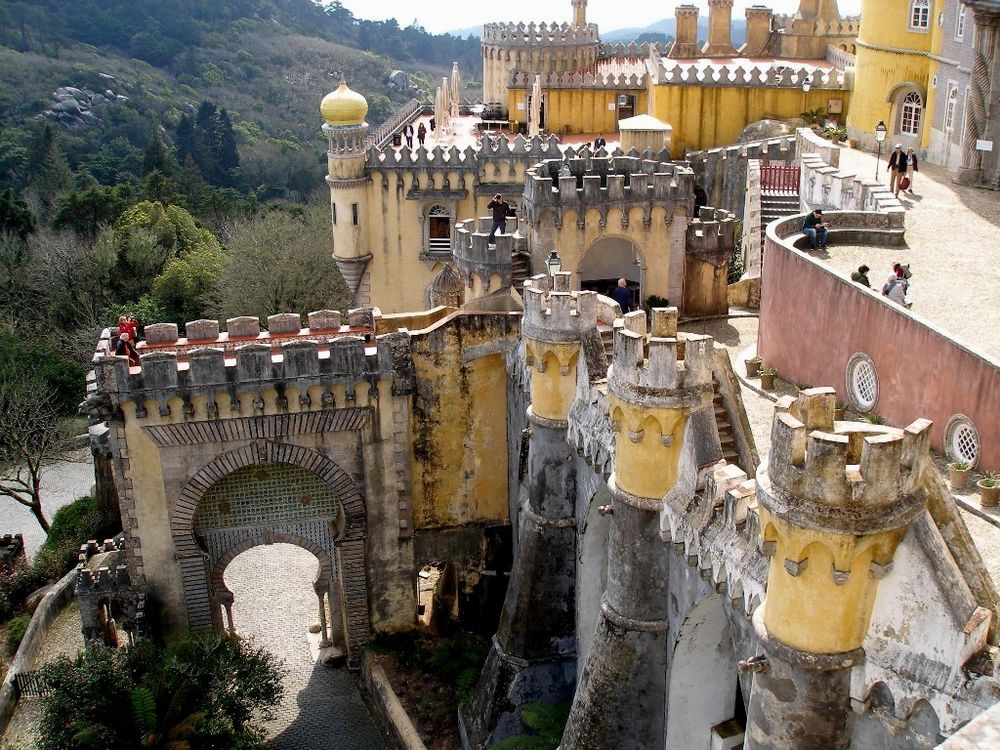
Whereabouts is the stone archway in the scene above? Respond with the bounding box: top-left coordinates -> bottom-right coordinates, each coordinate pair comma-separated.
664,593 -> 740,749
171,439 -> 370,666
578,235 -> 644,303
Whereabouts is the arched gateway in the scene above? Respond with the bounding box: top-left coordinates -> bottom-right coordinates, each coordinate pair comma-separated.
171,440 -> 369,664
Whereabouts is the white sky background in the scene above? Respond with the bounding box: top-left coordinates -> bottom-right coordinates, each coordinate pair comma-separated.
327,0 -> 864,34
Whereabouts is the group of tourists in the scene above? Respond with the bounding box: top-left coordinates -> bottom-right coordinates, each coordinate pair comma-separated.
114,315 -> 141,366
851,262 -> 913,308
887,143 -> 918,197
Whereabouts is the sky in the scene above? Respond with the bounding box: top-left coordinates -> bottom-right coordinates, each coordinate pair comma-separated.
329,0 -> 864,35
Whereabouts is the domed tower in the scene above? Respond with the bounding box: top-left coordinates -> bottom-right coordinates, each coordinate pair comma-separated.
481,0 -> 600,115
846,0 -> 934,152
321,81 -> 372,307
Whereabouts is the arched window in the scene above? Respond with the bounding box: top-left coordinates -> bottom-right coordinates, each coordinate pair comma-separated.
426,205 -> 452,253
900,91 -> 923,136
910,0 -> 930,31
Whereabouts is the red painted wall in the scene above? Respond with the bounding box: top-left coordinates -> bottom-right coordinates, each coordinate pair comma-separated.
759,236 -> 1000,471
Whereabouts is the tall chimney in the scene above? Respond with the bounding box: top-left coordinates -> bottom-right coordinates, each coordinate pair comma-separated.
742,5 -> 774,57
668,4 -> 700,59
703,0 -> 738,57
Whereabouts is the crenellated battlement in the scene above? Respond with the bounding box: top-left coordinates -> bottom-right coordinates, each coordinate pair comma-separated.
760,388 -> 931,534
482,21 -> 599,46
507,70 -> 647,90
607,308 -> 714,404
365,133 -> 563,170
653,61 -> 850,89
521,274 -> 598,344
523,156 -> 693,225
75,538 -> 130,592
687,206 -> 737,257
453,217 -> 524,293
598,41 -> 664,59
324,122 -> 369,156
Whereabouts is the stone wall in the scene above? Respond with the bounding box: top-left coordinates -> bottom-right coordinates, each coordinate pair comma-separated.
759,215 -> 1000,472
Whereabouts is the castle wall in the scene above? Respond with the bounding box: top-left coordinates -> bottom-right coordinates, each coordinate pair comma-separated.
507,87 -> 649,136
408,312 -> 521,530
648,84 -> 849,152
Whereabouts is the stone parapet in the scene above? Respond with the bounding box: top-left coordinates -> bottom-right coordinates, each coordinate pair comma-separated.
453,217 -> 519,293
687,206 -> 737,258
365,133 -> 562,170
481,21 -> 599,46
507,70 -> 647,90
653,61 -> 849,89
523,156 -> 691,228
760,389 -> 930,534
607,308 -> 714,407
521,274 -> 597,344
598,41 -> 663,58
324,122 -> 369,156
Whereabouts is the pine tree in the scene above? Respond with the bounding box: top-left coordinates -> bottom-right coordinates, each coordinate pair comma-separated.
26,124 -> 74,216
142,131 -> 176,177
0,188 -> 36,241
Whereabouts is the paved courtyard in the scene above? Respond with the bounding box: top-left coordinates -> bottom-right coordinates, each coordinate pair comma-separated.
809,145 -> 1000,360
225,543 -> 387,750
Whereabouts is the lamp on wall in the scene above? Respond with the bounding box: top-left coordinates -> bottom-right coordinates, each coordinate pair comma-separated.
874,120 -> 888,181
546,249 -> 562,276
801,75 -> 812,93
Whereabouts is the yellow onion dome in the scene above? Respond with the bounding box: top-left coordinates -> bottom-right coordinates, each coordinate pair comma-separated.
320,80 -> 368,126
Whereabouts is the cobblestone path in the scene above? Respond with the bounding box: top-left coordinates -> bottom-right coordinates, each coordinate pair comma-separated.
226,543 -> 387,750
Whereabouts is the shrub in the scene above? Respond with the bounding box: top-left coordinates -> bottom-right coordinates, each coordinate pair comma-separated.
5,612 -> 32,655
0,562 -> 46,622
37,495 -> 109,580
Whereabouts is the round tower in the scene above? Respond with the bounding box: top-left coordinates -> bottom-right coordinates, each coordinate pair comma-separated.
481,1 -> 600,115
462,273 -> 596,747
560,308 -> 716,749
745,388 -> 931,750
321,80 -> 372,307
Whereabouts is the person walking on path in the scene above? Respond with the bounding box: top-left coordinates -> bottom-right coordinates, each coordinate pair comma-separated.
403,123 -> 414,148
851,265 -> 871,288
417,122 -> 427,147
487,193 -> 509,244
887,144 -> 906,196
802,209 -> 828,250
612,278 -> 634,313
904,147 -> 919,193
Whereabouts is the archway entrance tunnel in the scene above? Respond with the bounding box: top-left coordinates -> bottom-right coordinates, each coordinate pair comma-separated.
193,462 -> 349,657
578,236 -> 645,307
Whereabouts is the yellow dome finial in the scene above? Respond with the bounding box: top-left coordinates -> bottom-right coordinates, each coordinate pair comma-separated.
321,79 -> 368,127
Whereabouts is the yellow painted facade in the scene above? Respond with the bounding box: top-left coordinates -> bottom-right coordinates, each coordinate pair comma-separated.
649,85 -> 849,153
760,508 -> 907,654
524,340 -> 581,422
609,399 -> 687,500
507,88 -> 649,136
846,0 -> 938,150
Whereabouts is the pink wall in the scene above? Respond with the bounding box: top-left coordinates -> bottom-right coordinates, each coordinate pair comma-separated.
759,233 -> 1000,472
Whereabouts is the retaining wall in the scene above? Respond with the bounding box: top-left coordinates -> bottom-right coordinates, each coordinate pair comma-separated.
759,216 -> 1000,472
0,567 -> 77,735
361,651 -> 429,750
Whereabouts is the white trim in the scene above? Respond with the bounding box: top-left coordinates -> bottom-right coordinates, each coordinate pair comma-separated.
909,0 -> 931,32
955,5 -> 967,41
845,352 -> 879,413
944,414 -> 981,467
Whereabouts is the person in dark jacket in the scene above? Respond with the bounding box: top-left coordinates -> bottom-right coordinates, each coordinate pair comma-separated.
593,134 -> 607,150
612,278 -> 633,312
403,123 -> 414,148
903,147 -> 919,193
802,209 -> 828,250
487,193 -> 509,243
887,143 -> 906,196
417,122 -> 427,146
851,265 -> 871,288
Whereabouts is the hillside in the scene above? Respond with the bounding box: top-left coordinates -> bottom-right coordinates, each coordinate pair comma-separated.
0,0 -> 481,201
601,17 -> 747,45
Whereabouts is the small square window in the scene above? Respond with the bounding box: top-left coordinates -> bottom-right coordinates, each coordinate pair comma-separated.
352,203 -> 359,226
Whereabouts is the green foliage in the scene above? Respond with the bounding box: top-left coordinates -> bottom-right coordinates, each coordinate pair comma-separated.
52,184 -> 132,237
38,631 -> 284,750
949,460 -> 971,471
0,561 -> 47,623
645,294 -> 670,309
217,197 -> 350,322
37,495 -> 110,580
858,411 -> 885,425
151,243 -> 226,324
427,631 -> 484,700
0,187 -> 36,240
979,471 -> 1000,488
0,333 -> 86,414
492,701 -> 571,750
5,612 -> 32,655
800,107 -> 825,126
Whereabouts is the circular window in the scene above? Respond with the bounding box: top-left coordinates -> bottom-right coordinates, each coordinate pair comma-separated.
845,353 -> 879,412
945,415 -> 980,466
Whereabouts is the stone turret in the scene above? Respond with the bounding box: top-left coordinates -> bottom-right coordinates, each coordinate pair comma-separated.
745,388 -> 931,750
704,0 -> 738,57
461,274 -> 596,748
684,206 -> 737,317
669,4 -> 701,59
322,81 -> 373,307
743,5 -> 774,57
560,308 -> 715,749
572,0 -> 587,28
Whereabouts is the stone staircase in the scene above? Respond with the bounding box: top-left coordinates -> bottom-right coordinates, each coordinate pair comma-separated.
512,250 -> 531,292
713,378 -> 740,466
760,194 -> 800,240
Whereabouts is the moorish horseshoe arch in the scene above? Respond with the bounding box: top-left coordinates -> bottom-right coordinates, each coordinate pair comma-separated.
170,439 -> 370,665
